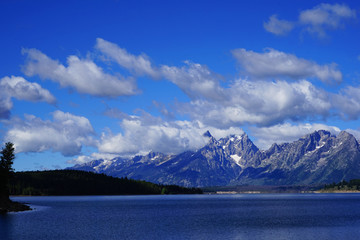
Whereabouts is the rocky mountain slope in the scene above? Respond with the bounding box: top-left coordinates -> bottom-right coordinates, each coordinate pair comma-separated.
70,130 -> 360,187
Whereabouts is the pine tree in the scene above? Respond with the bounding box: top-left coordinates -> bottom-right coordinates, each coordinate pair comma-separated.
0,142 -> 15,200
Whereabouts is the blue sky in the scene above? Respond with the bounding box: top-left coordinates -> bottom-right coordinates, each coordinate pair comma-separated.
1,0 -> 360,171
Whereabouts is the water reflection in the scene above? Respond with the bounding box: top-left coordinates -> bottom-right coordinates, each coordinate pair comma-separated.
0,214 -> 12,240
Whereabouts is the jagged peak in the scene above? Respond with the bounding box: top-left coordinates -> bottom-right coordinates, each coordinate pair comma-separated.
265,142 -> 282,156
317,129 -> 332,135
337,130 -> 353,139
336,131 -> 359,146
301,130 -> 356,143
269,142 -> 280,150
202,130 -> 219,147
203,130 -> 213,138
299,130 -> 332,141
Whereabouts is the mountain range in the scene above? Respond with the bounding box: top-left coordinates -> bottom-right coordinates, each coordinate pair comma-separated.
70,130 -> 360,187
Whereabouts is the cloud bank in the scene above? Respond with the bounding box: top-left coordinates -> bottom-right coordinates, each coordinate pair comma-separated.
98,111 -> 243,156
6,37 -> 360,163
250,123 -> 341,149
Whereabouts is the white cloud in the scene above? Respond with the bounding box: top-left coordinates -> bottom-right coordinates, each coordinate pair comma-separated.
232,48 -> 342,84
265,3 -> 356,38
95,38 -> 160,78
250,123 -> 341,150
86,40 -> 360,139
98,112 -> 243,156
6,38 -> 360,163
299,3 -> 356,37
177,79 -> 331,127
94,40 -> 342,127
22,48 -> 138,97
0,97 -> 12,119
264,15 -> 294,35
160,61 -> 225,100
4,111 -> 95,156
332,86 -> 360,120
1,76 -> 56,103
70,152 -> 120,165
0,76 -> 55,119
96,39 -> 225,101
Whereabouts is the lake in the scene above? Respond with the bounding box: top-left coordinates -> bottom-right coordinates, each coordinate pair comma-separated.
1,194 -> 360,240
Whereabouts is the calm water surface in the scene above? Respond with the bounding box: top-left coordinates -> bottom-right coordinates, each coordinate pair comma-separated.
1,194 -> 360,240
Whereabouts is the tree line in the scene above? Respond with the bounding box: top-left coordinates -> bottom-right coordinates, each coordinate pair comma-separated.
9,170 -> 203,196
1,142 -> 31,213
0,141 -> 201,197
323,179 -> 360,191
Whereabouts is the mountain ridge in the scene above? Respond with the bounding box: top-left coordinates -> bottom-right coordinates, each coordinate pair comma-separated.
70,130 -> 360,187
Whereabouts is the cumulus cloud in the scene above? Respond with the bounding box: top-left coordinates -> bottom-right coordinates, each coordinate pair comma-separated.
96,39 -> 224,101
1,76 -> 56,103
0,98 -> 12,119
332,86 -> 360,120
22,48 -> 138,97
93,39 -> 348,128
177,79 -> 331,127
250,123 -> 341,150
265,3 -> 356,38
160,61 -> 225,100
264,15 -> 294,35
95,38 -> 160,78
0,76 -> 55,119
95,40 -> 349,128
232,48 -> 342,84
70,152 -> 120,165
91,40 -> 357,135
98,112 -> 243,156
4,111 -> 95,156
299,3 -> 356,37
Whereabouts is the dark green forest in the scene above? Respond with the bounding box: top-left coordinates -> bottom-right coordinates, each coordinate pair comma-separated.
322,179 -> 360,192
9,170 -> 203,196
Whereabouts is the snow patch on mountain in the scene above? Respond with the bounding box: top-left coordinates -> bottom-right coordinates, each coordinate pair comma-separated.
230,154 -> 242,167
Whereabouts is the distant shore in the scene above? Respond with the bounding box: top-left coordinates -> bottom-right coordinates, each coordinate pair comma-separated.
203,185 -> 322,194
315,190 -> 360,193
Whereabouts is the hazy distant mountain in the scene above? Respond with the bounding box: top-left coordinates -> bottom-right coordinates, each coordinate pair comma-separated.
70,130 -> 360,187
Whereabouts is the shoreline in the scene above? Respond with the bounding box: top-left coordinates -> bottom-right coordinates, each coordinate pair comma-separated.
315,190 -> 360,193
0,199 -> 32,213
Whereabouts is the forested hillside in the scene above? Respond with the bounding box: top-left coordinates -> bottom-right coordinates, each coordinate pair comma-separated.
9,170 -> 203,196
